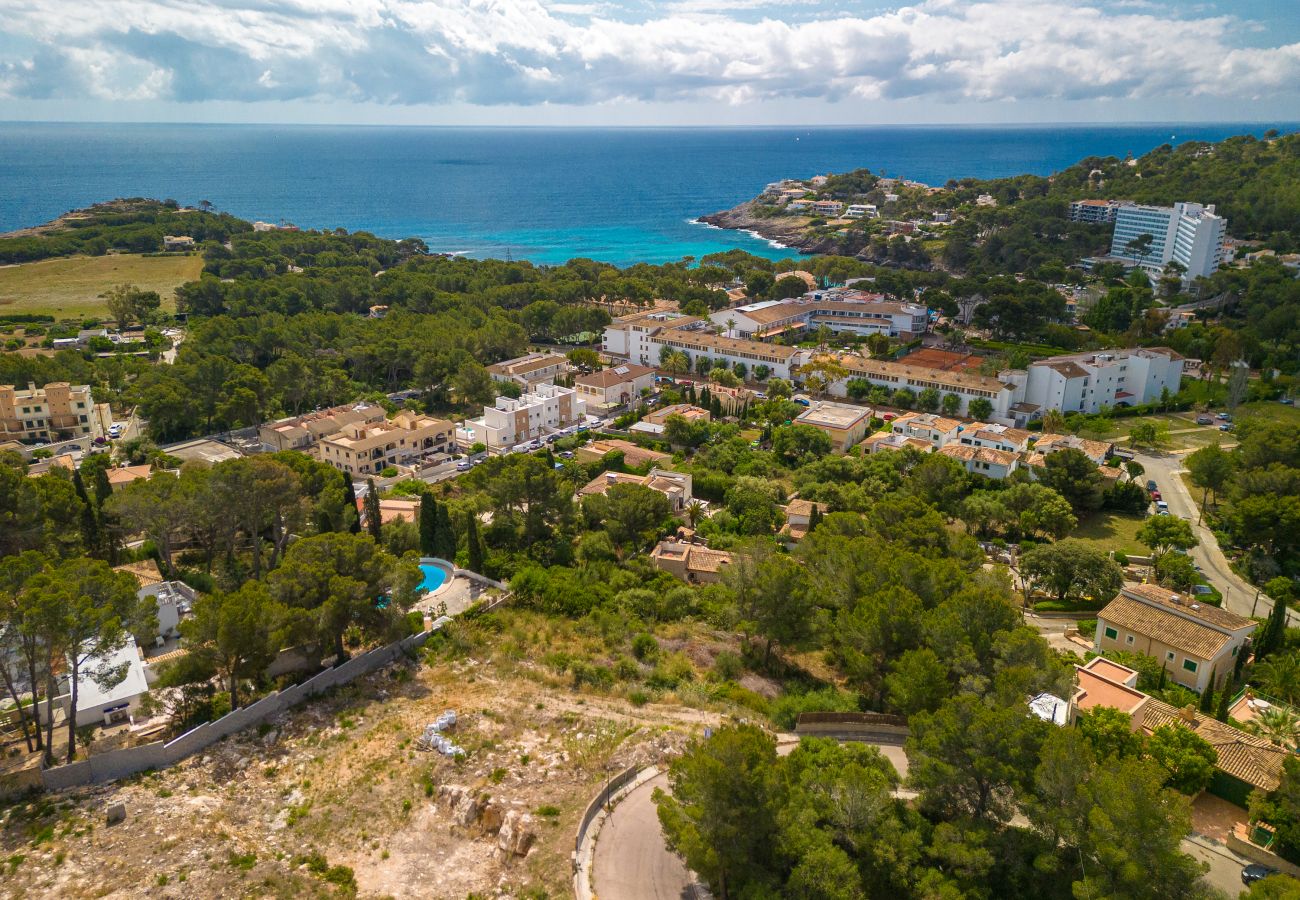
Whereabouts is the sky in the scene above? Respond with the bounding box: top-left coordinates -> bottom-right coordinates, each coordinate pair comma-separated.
1,0 -> 1298,125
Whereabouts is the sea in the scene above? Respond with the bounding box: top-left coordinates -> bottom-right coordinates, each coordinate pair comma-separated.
0,122 -> 1293,267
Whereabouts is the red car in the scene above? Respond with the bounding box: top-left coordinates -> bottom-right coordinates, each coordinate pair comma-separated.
1150,489 -> 1162,501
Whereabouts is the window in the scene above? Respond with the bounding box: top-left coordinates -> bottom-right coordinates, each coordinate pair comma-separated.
1166,651 -> 1175,662
1103,626 -> 1118,640
1125,635 -> 1134,646
1232,646 -> 1239,656
1182,659 -> 1198,674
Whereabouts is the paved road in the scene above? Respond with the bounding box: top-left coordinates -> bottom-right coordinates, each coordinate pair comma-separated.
1138,449 -> 1281,622
591,739 -> 1248,900
592,770 -> 701,900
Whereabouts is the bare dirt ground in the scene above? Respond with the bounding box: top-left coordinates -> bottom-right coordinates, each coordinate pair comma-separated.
0,645 -> 716,899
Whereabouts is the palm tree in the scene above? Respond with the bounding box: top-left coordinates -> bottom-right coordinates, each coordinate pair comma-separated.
685,500 -> 705,528
1256,655 -> 1300,705
725,318 -> 737,339
1248,706 -> 1300,751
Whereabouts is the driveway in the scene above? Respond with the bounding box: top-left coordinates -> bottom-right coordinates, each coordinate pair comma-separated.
1138,449 -> 1283,622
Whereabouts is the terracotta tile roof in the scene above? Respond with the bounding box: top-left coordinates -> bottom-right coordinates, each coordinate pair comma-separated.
114,560 -> 163,588
574,363 -> 656,389
785,499 -> 821,517
107,464 -> 153,485
893,412 -> 961,434
1139,700 -> 1286,791
1098,595 -> 1232,660
1121,583 -> 1255,632
1046,361 -> 1090,379
1033,433 -> 1114,461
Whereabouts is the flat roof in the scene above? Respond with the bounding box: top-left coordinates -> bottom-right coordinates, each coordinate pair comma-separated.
795,401 -> 873,429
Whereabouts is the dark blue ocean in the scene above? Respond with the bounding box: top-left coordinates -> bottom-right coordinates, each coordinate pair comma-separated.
0,122 -> 1293,266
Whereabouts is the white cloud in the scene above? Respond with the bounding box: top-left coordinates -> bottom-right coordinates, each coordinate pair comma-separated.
0,0 -> 1296,110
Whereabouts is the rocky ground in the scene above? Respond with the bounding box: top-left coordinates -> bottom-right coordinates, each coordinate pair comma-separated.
698,200 -> 872,257
0,646 -> 709,899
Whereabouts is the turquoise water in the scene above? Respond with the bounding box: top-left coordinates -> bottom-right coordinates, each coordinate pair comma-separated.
418,562 -> 448,594
0,123 -> 1293,266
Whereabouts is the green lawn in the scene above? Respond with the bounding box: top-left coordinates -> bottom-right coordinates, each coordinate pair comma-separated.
1070,511 -> 1148,556
0,253 -> 203,319
1235,399 -> 1300,429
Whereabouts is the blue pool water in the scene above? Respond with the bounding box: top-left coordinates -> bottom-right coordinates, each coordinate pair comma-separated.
418,562 -> 448,594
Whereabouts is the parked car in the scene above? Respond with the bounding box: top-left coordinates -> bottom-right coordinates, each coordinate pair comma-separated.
456,461 -> 471,471
1146,480 -> 1158,492
1220,424 -> 1234,432
1283,397 -> 1295,406
1216,412 -> 1232,421
1196,415 -> 1213,425
559,450 -> 574,459
1155,500 -> 1170,513
1150,490 -> 1162,501
1242,864 -> 1278,885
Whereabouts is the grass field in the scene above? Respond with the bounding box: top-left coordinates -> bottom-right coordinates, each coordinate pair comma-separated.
0,253 -> 203,319
1071,510 -> 1148,555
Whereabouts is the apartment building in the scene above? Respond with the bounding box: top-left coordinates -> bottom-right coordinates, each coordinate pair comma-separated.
828,355 -> 1018,420
1068,199 -> 1125,224
465,383 -> 585,450
578,468 -> 693,512
647,330 -> 804,380
938,444 -> 1020,479
602,308 -> 704,362
486,352 -> 571,388
1030,433 -> 1114,465
1005,348 -> 1184,417
1110,201 -> 1227,280
708,296 -> 927,342
1095,583 -> 1256,693
0,382 -> 107,442
319,412 -> 455,476
259,402 -> 386,452
793,401 -> 874,451
889,412 -> 962,448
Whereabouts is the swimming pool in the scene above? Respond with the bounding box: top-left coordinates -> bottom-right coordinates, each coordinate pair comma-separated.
418,560 -> 449,594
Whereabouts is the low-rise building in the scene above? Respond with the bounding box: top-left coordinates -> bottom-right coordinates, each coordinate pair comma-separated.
64,638 -> 151,727
781,499 -> 823,543
106,464 -> 155,488
1004,348 -> 1184,418
862,431 -> 934,454
574,439 -> 671,469
643,404 -> 710,426
829,356 -> 1018,421
319,412 -> 455,476
937,444 -> 1020,479
486,352 -> 571,388
812,200 -> 844,217
573,363 -> 657,408
465,383 -> 585,450
794,401 -> 874,452
1,382 -> 103,442
162,235 -> 195,251
1068,199 -> 1126,224
137,580 -> 197,649
957,422 -> 1033,454
259,403 -> 387,453
890,412 -> 962,449
1071,657 -> 1285,802
1094,583 -> 1256,693
1030,433 -> 1114,465
578,468 -> 693,512
651,540 -> 732,584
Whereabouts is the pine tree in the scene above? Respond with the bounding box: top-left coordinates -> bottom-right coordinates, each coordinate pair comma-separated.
419,493 -> 438,556
364,479 -> 382,541
1199,669 -> 1216,714
466,512 -> 485,573
342,474 -> 361,534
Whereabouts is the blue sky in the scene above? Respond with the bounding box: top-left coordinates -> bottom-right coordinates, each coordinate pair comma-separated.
1,0 -> 1298,125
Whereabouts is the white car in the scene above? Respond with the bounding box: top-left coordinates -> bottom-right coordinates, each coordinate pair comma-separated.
108,425 -> 123,438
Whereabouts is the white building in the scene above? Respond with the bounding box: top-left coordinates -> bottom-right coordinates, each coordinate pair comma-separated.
956,423 -> 1033,454
1110,202 -> 1227,281
573,363 -> 657,409
1005,348 -> 1184,418
466,383 -> 585,450
1068,199 -> 1125,224
938,444 -> 1020,480
486,352 -> 571,388
65,637 -> 151,727
137,580 -> 197,648
889,413 -> 962,448
828,355 -> 1018,421
707,296 -> 927,342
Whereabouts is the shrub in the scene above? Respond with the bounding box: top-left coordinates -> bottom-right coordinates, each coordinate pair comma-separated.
647,652 -> 695,690
768,687 -> 859,730
711,650 -> 744,682
1112,551 -> 1129,566
631,633 -> 659,661
1077,619 -> 1097,640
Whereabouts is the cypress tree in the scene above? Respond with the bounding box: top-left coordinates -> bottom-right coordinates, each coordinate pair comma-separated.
1199,669 -> 1216,714
92,465 -> 112,509
419,493 -> 438,556
807,503 -> 823,533
710,396 -> 723,419
436,505 -> 457,560
687,383 -> 697,404
1258,595 -> 1289,661
1157,661 -> 1167,691
72,468 -> 100,554
342,474 -> 361,534
364,479 -> 382,541
466,512 -> 485,573
1215,679 -> 1234,721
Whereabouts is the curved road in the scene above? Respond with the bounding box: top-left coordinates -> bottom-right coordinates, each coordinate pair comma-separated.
592,770 -> 701,900
1139,449 -> 1284,623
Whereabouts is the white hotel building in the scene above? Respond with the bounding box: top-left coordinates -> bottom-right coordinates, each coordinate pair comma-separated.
1004,348 -> 1184,419
1110,202 -> 1226,281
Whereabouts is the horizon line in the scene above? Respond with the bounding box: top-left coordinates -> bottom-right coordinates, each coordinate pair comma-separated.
2,118 -> 1299,131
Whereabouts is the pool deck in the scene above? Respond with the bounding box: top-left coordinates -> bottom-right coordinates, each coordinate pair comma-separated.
413,560 -> 498,617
